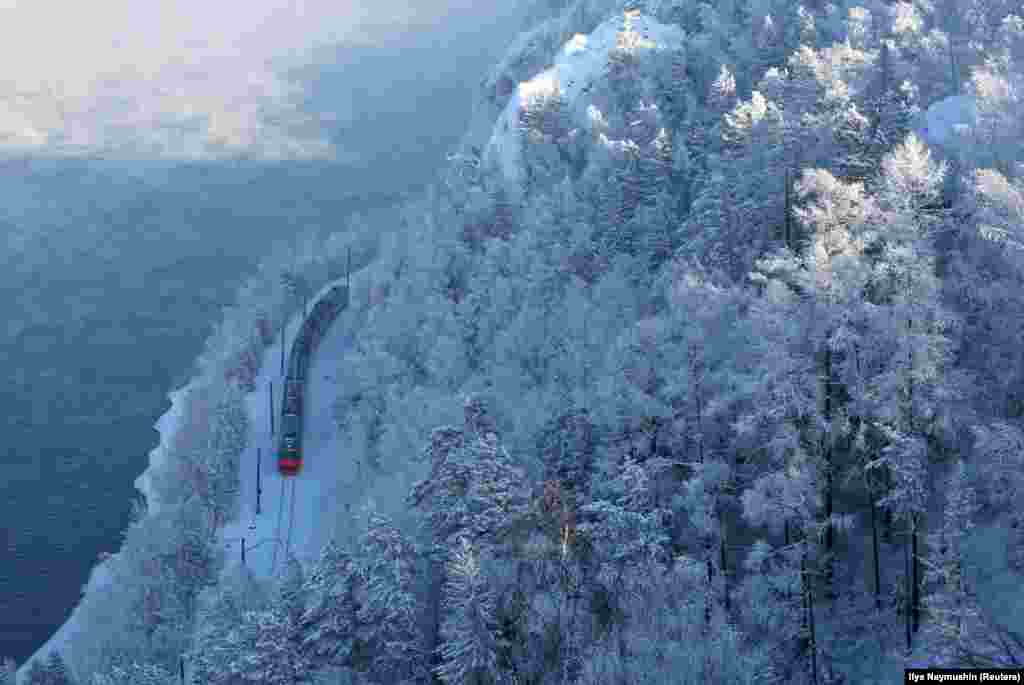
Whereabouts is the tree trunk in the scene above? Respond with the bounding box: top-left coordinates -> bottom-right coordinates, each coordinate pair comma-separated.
720,520 -> 730,619
428,557 -> 445,683
691,342 -> 705,465
905,532 -> 912,652
912,514 -> 921,635
869,484 -> 882,610
705,535 -> 714,631
821,342 -> 835,601
801,547 -> 819,685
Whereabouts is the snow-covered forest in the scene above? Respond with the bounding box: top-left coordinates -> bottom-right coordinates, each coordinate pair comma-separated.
7,0 -> 1024,682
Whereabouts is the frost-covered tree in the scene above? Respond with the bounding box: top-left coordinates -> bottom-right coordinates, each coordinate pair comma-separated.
922,459 -> 979,663
1,658 -> 16,685
749,167 -> 879,606
91,662 -> 174,685
436,537 -> 501,685
183,382 -> 247,532
409,398 -> 532,682
21,653 -> 74,685
355,513 -> 427,685
864,39 -> 919,173
536,407 -> 598,498
193,597 -> 308,685
970,422 -> 1024,572
682,457 -> 735,632
44,651 -> 73,685
245,603 -> 310,685
23,660 -> 48,685
866,425 -> 929,649
942,163 -> 1024,423
299,540 -> 359,669
574,442 -> 670,676
872,137 -> 960,648
188,564 -> 267,683
741,453 -> 825,685
519,84 -> 572,195
409,398 -> 531,551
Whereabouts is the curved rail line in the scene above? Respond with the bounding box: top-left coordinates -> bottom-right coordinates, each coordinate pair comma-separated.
272,477 -> 286,571
285,479 -> 297,560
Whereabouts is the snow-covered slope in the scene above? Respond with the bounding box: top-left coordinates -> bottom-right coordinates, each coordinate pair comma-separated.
134,383 -> 195,516
917,94 -> 979,150
484,10 -> 685,184
15,555 -> 116,683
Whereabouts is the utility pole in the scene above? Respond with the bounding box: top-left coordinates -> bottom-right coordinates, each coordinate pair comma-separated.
241,537 -> 246,566
256,448 -> 262,515
180,656 -> 185,685
280,316 -> 286,376
269,381 -> 274,436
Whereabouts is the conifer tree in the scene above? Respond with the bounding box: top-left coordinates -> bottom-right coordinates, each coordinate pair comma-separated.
436,537 -> 500,685
44,651 -> 73,685
24,660 -> 47,685
91,662 -> 174,685
356,513 -> 427,685
188,563 -> 267,683
741,453 -> 824,685
300,540 -> 359,669
0,658 -> 16,685
923,459 -> 979,664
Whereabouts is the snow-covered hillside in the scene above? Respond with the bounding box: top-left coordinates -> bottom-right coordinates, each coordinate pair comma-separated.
14,0 -> 1024,683
485,11 -> 684,185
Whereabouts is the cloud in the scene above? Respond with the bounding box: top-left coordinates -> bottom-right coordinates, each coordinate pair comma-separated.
0,0 -> 521,160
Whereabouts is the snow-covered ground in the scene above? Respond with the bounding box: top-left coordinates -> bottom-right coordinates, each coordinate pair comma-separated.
916,94 -> 979,151
135,383 -> 195,516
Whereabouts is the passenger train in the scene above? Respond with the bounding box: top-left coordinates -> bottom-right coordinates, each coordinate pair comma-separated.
278,283 -> 349,475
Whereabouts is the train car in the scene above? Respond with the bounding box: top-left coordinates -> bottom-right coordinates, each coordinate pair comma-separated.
284,378 -> 303,414
279,411 -> 303,475
277,284 -> 350,477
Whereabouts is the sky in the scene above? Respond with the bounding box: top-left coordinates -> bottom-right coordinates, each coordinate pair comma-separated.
0,0 -> 527,161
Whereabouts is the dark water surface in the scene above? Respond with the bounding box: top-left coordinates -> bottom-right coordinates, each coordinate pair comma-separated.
0,160 -> 414,663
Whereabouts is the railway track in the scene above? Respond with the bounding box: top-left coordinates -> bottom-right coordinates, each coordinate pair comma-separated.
270,282 -> 350,571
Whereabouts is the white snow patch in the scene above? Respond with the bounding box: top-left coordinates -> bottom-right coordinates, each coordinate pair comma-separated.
917,94 -> 978,148
133,382 -> 194,515
484,11 -> 685,184
564,33 -> 588,56
16,554 -> 118,683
